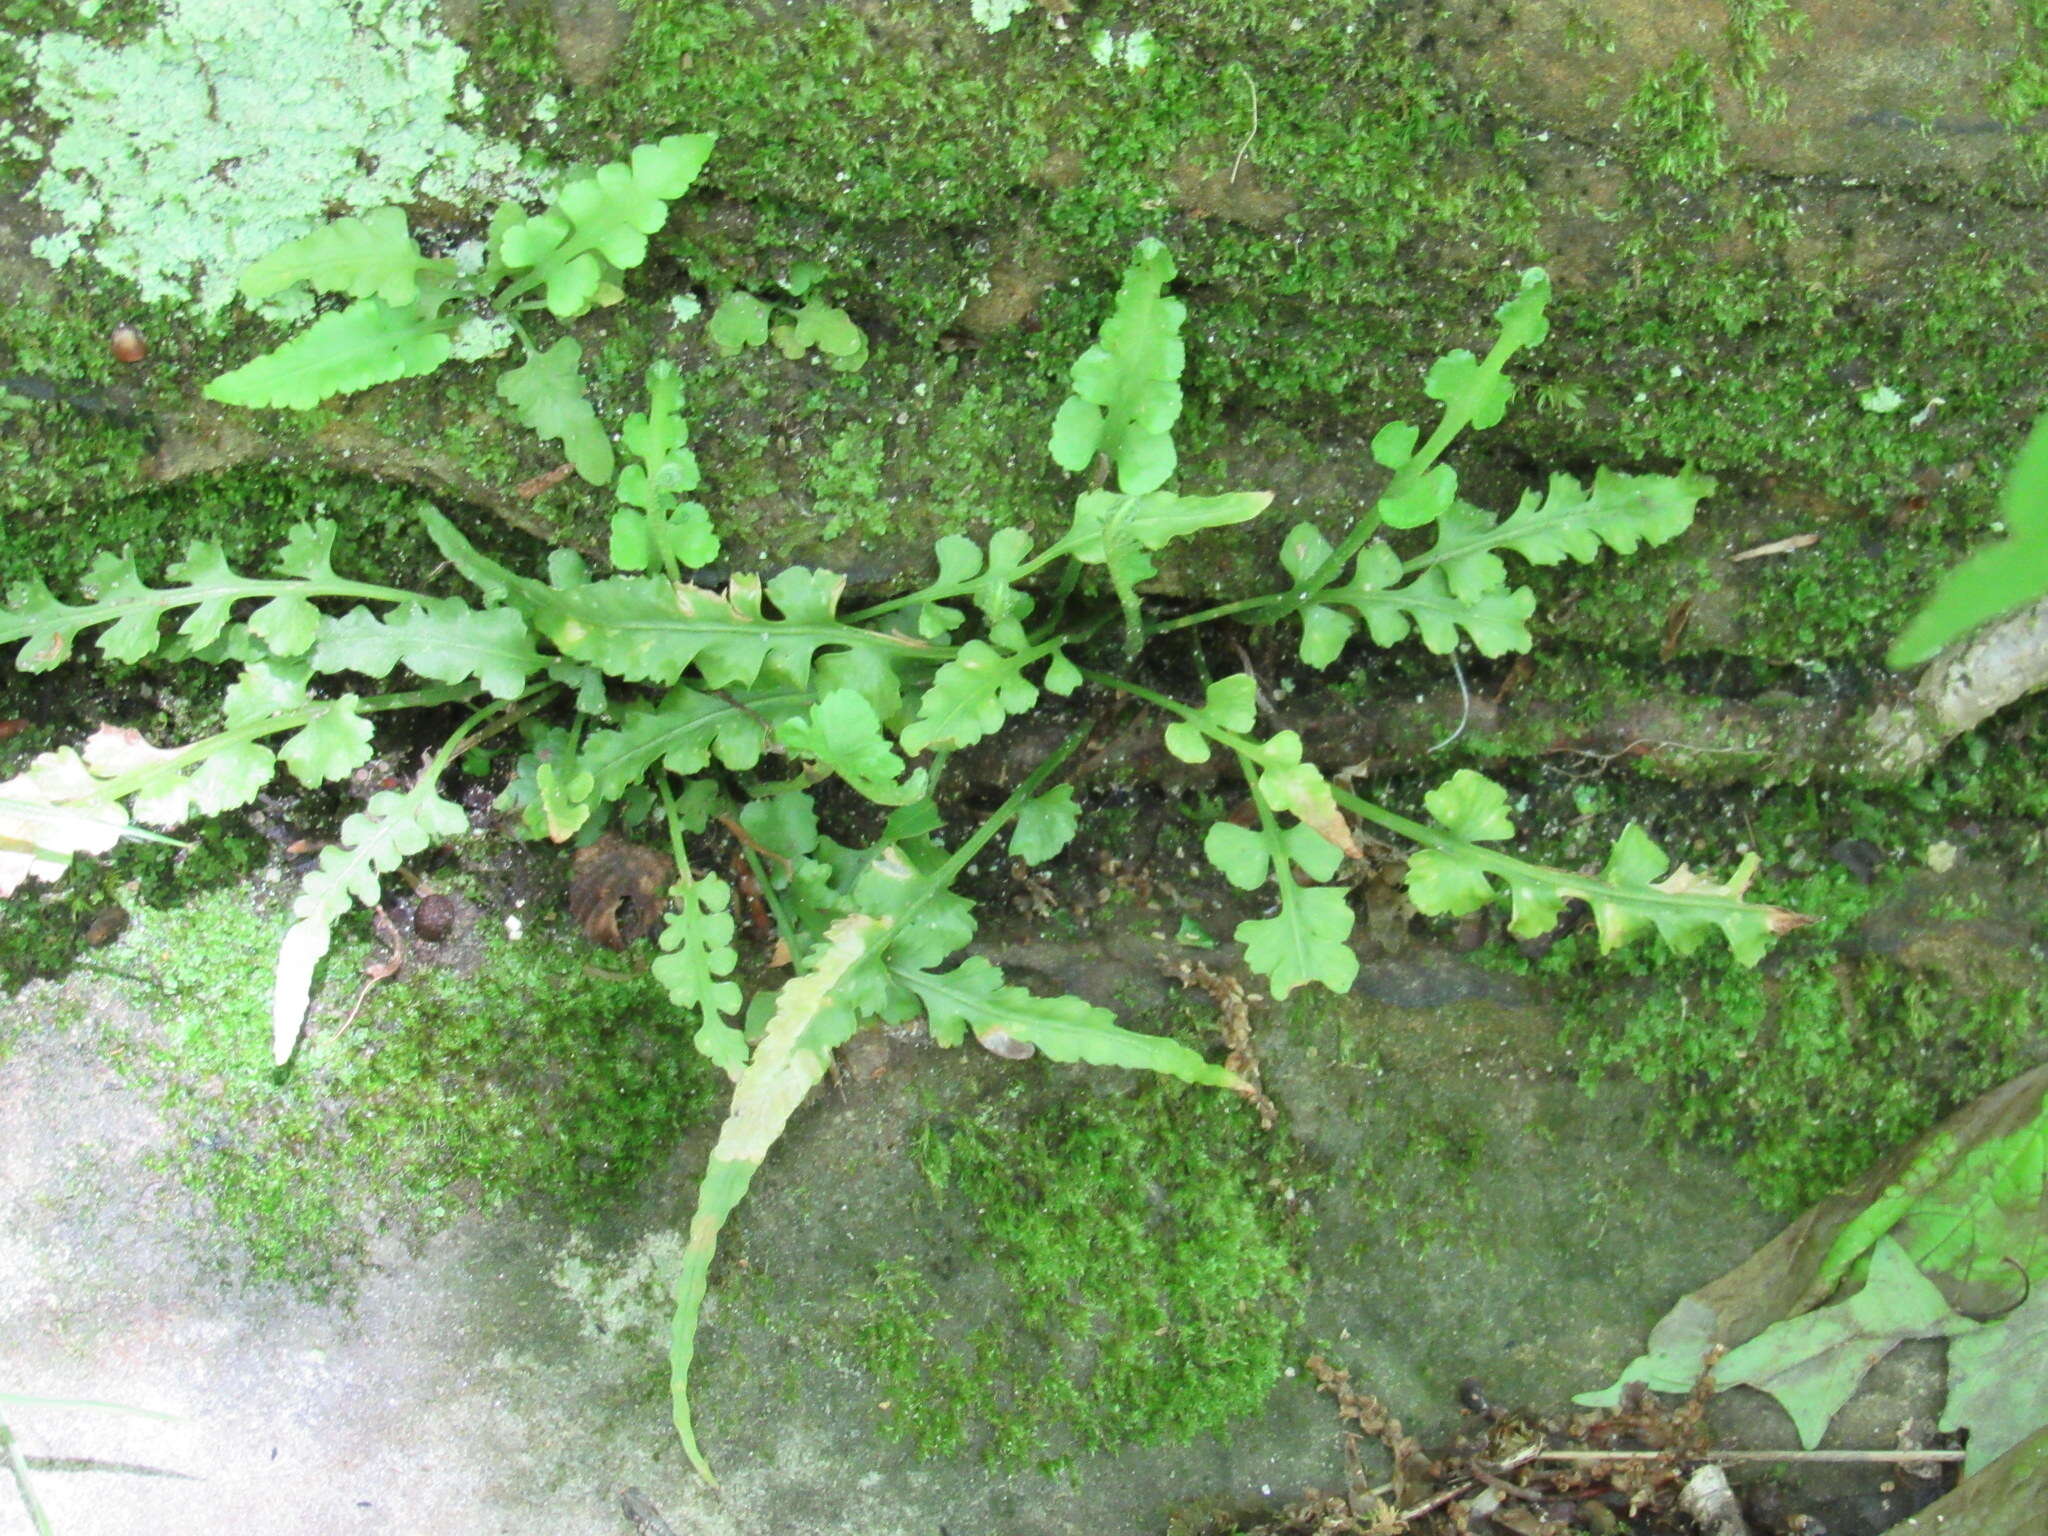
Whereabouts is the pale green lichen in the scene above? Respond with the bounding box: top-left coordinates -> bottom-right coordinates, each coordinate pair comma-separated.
969,0 -> 1032,35
550,1229 -> 689,1343
28,0 -> 534,310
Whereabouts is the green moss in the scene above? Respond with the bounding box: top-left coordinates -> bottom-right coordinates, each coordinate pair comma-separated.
1535,212 -> 2048,660
1623,52 -> 1730,188
1341,1111 -> 1486,1257
853,1068 -> 1303,1470
1528,863 -> 2038,1212
1723,1 -> 1805,119
98,885 -> 719,1290
1994,1 -> 2048,174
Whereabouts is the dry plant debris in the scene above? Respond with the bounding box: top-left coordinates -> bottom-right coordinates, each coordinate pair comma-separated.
567,835 -> 675,949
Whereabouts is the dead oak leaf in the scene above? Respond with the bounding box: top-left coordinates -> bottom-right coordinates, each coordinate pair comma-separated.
569,835 -> 676,949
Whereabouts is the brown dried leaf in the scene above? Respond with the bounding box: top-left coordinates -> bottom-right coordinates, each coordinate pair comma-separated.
568,835 -> 676,949
1168,956 -> 1276,1129
1309,1355 -> 1435,1506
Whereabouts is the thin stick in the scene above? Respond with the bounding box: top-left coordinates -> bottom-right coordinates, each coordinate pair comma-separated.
1387,1445 -> 1542,1524
1528,1448 -> 1963,1465
1229,66 -> 1260,182
1355,1443 -> 1956,1522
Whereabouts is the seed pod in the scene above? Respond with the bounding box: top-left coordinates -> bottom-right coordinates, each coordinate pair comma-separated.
110,325 -> 147,364
414,893 -> 458,942
83,905 -> 131,947
976,1027 -> 1036,1061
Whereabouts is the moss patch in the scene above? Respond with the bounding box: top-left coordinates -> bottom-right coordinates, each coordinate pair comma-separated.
97,884 -> 719,1290
1622,51 -> 1729,187
853,1070 -> 1303,1470
1517,856 -> 2040,1213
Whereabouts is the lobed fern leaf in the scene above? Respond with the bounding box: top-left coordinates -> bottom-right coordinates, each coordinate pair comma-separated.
497,339 -> 615,487
1485,466 -> 1711,565
671,913 -> 891,1480
1048,238 -> 1186,493
901,954 -> 1241,1082
652,869 -> 747,1078
313,596 -> 546,700
579,686 -> 799,798
431,516 -> 941,691
498,133 -> 716,319
203,295 -> 455,410
1280,526 -> 1536,662
0,729 -> 151,895
899,639 -> 1041,754
236,206 -> 434,308
777,691 -> 928,805
1358,769 -> 1810,964
612,361 -> 719,573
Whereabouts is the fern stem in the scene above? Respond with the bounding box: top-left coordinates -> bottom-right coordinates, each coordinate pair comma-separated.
1332,785 -> 1766,922
844,543 -> 1071,627
913,721 -> 1093,905
90,683 -> 476,801
1146,591 -> 1282,638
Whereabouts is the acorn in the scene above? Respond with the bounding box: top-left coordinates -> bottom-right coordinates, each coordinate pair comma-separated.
413,893 -> 458,943
110,324 -> 147,364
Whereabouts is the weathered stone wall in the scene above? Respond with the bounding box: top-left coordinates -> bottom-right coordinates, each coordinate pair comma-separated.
4,0 -> 2046,778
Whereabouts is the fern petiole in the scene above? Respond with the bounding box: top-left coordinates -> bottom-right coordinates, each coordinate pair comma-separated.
1040,552 -> 1084,634
422,692 -> 524,783
90,683 -> 475,801
909,722 -> 1092,912
439,683 -> 557,763
738,839 -> 801,964
1332,784 -> 1761,924
1146,590 -> 1282,639
843,543 -> 1069,627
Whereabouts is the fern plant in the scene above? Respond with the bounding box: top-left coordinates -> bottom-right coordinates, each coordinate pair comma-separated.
0,226 -> 1811,1480
206,134 -> 723,574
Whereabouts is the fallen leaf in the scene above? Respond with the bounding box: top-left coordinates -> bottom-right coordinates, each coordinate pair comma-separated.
1939,1281 -> 2048,1473
1711,1236 -> 1976,1449
568,835 -> 676,949
1581,1065 -> 2048,1406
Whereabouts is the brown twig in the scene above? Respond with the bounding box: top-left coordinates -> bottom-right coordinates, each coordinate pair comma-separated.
1527,1447 -> 1964,1465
